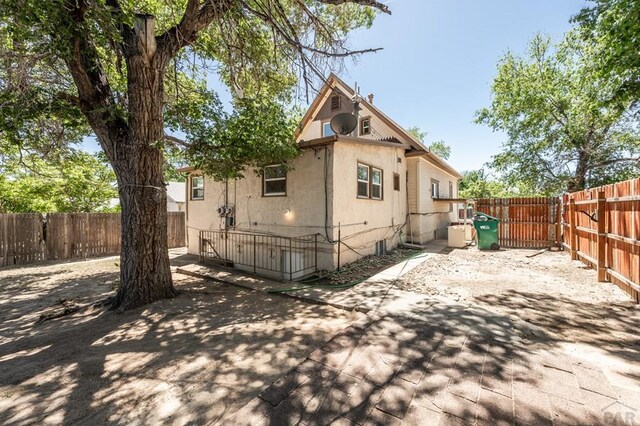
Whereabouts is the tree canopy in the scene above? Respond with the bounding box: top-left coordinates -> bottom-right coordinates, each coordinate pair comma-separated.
0,0 -> 390,310
406,126 -> 452,160
573,0 -> 640,107
0,148 -> 117,212
477,34 -> 640,194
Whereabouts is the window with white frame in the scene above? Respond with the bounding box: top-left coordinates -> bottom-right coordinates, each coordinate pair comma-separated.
431,179 -> 440,199
371,168 -> 382,199
357,163 -> 369,198
360,117 -> 371,136
263,164 -> 287,196
357,162 -> 383,200
322,121 -> 335,137
191,175 -> 204,200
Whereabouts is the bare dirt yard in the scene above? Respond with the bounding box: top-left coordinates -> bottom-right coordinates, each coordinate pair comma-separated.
0,253 -> 361,425
397,246 -> 640,393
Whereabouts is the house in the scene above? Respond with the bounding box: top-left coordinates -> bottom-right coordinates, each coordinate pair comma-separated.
166,182 -> 186,212
181,74 -> 462,279
109,181 -> 186,212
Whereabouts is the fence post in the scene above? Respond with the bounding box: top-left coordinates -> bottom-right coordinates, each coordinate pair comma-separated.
253,234 -> 257,274
555,197 -> 562,248
289,238 -> 293,281
597,191 -> 607,282
337,223 -> 341,271
569,198 -> 578,260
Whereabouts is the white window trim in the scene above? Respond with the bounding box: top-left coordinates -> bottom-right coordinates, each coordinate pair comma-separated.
357,163 -> 370,199
322,121 -> 335,137
371,167 -> 383,200
431,179 -> 440,199
360,117 -> 371,136
191,175 -> 204,200
263,165 -> 287,197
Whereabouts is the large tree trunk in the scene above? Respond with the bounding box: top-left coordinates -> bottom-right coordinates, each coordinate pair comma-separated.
567,149 -> 589,193
108,15 -> 177,311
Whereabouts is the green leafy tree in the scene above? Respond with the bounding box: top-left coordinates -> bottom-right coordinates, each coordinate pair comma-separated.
573,0 -> 640,107
0,150 -> 117,212
458,169 -> 537,199
477,34 -> 640,195
0,0 -> 389,310
406,126 -> 452,159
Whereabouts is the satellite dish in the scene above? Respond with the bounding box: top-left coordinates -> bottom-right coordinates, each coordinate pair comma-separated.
330,113 -> 357,135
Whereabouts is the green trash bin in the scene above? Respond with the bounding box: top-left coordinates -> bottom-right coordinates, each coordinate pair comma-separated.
473,213 -> 500,250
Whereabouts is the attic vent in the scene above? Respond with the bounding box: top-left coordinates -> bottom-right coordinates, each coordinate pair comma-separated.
330,94 -> 341,111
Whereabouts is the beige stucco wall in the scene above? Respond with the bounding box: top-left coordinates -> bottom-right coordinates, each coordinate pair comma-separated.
406,156 -> 460,244
330,141 -> 408,267
186,147 -> 335,272
185,138 -> 415,274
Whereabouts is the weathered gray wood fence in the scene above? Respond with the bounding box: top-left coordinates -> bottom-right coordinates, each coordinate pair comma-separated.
0,212 -> 186,267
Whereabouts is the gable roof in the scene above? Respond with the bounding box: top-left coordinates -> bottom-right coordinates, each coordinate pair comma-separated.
166,181 -> 186,203
296,73 -> 429,152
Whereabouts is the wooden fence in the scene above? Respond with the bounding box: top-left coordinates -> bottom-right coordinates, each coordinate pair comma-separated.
563,178 -> 640,302
475,197 -> 562,249
0,212 -> 186,267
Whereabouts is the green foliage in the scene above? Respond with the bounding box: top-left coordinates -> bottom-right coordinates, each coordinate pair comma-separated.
459,169 -> 538,199
178,96 -> 301,181
0,0 -> 383,181
428,140 -> 451,160
477,34 -> 640,194
573,0 -> 640,107
0,150 -> 117,212
406,126 -> 451,159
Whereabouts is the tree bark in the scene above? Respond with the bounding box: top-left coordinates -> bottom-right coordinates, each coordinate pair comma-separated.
568,149 -> 589,192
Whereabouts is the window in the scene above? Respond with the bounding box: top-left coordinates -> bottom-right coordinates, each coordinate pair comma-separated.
371,168 -> 382,200
330,94 -> 341,111
449,181 -> 454,212
360,117 -> 371,135
191,175 -> 204,200
263,164 -> 287,196
322,121 -> 335,137
431,179 -> 440,199
357,163 -> 369,198
357,162 -> 383,200
393,173 -> 400,191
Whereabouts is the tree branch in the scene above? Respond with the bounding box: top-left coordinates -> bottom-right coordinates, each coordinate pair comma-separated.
164,134 -> 192,148
157,0 -> 236,63
316,0 -> 391,14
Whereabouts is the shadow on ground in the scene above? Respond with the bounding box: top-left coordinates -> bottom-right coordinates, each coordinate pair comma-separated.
0,264 -> 358,425
230,298 -> 640,426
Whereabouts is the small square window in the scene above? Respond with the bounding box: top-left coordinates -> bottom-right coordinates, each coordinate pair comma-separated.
360,117 -> 371,136
191,175 -> 204,200
357,162 -> 383,200
322,122 -> 335,137
263,165 -> 287,196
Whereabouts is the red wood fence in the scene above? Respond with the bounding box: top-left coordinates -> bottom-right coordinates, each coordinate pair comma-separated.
563,178 -> 640,302
0,212 -> 186,267
475,197 -> 562,249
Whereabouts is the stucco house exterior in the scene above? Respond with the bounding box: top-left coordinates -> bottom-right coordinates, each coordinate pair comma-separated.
181,74 -> 462,279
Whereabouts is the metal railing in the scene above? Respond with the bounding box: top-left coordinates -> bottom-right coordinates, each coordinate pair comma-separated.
199,230 -> 318,280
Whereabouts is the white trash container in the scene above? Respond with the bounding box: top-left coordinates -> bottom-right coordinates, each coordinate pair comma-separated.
448,225 -> 467,248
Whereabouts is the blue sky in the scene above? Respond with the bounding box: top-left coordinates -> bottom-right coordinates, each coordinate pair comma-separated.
84,0 -> 587,173
339,0 -> 588,172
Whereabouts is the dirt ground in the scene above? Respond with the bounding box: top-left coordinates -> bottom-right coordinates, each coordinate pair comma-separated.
0,253 -> 361,425
397,245 -> 640,392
